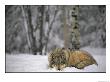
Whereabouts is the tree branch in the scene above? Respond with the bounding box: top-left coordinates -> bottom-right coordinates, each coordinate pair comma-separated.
44,7 -> 58,54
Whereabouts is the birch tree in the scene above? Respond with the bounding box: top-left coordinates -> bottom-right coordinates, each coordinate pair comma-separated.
71,5 -> 80,50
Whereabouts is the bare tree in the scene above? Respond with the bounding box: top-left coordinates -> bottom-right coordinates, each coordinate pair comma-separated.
70,5 -> 80,50
38,6 -> 44,55
44,6 -> 58,55
21,6 -> 31,52
62,6 -> 70,49
21,6 -> 37,54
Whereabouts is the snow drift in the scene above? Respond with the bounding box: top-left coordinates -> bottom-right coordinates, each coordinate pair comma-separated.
6,47 -> 106,72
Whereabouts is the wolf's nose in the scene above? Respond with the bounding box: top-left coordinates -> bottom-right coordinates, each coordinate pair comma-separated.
58,68 -> 60,70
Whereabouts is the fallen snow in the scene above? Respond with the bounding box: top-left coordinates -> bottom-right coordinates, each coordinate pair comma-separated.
6,47 -> 106,72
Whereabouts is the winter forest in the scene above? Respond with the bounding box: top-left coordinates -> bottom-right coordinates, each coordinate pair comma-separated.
6,5 -> 106,72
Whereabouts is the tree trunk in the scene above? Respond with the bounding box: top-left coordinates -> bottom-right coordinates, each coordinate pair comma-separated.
37,6 -> 44,55
63,6 -> 70,49
71,5 -> 80,50
21,6 -> 37,55
44,6 -> 58,55
27,6 -> 37,55
21,6 -> 31,53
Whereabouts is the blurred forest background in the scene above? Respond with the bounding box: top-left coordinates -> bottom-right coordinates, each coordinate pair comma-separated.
5,5 -> 106,55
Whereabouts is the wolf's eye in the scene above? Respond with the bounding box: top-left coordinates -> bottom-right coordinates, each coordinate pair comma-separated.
61,61 -> 65,64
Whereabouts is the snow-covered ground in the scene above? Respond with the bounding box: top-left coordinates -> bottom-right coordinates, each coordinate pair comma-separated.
6,47 -> 106,72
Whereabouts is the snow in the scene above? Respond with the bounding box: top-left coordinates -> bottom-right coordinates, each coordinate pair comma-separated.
6,47 -> 106,72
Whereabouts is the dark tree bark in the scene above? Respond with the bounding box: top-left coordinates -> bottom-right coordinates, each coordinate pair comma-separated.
37,6 -> 44,55
27,6 -> 37,55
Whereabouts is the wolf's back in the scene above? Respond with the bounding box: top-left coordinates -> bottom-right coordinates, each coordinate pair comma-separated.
68,50 -> 98,69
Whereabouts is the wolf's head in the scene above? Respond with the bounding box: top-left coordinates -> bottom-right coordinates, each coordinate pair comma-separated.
49,48 -> 68,70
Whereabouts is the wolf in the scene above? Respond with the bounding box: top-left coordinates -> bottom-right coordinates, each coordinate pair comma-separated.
48,48 -> 98,70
